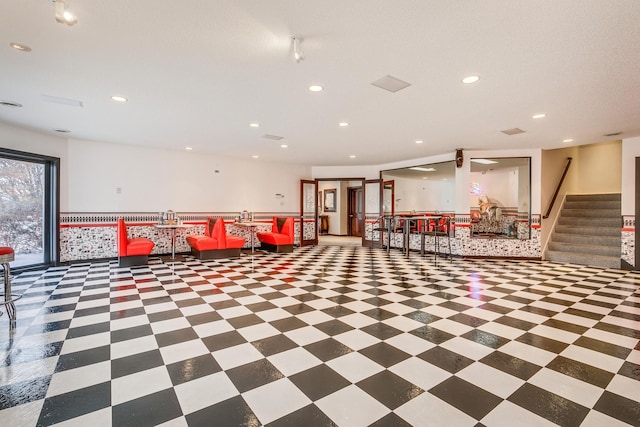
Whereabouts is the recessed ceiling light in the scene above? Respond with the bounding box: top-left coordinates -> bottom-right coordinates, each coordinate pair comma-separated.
280,144 -> 288,148
415,140 -> 424,144
349,155 -> 356,159
461,75 -> 480,84
10,42 -> 31,52
252,155 -> 259,159
532,113 -> 546,119
111,96 -> 127,102
185,147 -> 193,151
308,85 -> 323,92
470,158 -> 498,165
562,138 -> 574,143
249,123 -> 260,128
410,167 -> 436,172
338,122 -> 349,127
53,128 -> 71,133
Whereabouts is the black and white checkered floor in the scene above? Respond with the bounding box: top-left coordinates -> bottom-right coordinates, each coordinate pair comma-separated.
1,246 -> 639,426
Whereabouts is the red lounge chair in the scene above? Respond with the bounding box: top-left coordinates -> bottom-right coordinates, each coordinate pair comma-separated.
117,218 -> 155,267
186,217 -> 246,259
257,217 -> 295,253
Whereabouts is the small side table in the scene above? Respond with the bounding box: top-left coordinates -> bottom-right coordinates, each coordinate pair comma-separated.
320,215 -> 329,235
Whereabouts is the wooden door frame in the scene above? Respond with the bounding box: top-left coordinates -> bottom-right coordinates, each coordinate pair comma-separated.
347,186 -> 363,237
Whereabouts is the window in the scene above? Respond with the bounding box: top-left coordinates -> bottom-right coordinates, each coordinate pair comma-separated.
0,148 -> 59,270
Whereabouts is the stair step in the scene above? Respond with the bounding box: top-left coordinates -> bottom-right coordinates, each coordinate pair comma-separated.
557,216 -> 621,227
548,241 -> 620,257
566,194 -> 621,202
560,208 -> 621,218
546,250 -> 620,269
563,200 -> 621,210
547,193 -> 622,269
552,233 -> 620,246
554,225 -> 620,236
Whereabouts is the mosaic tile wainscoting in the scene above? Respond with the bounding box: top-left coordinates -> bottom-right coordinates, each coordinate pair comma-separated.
367,215 -> 542,259
622,216 -> 635,268
60,213 -> 303,263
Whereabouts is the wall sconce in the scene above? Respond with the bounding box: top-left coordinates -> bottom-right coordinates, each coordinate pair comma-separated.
275,193 -> 285,198
291,36 -> 304,63
455,148 -> 464,168
53,0 -> 77,26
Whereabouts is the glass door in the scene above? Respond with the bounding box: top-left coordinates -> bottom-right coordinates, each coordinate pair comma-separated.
300,180 -> 318,246
0,148 -> 59,269
362,179 -> 383,247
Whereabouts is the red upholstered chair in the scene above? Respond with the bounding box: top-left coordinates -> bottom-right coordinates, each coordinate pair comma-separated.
186,217 -> 246,259
257,217 -> 295,253
117,218 -> 155,267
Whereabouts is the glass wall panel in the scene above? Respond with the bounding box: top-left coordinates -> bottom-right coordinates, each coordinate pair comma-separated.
470,157 -> 531,239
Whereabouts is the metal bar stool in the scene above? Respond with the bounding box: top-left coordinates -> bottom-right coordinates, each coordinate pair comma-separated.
0,247 -> 21,323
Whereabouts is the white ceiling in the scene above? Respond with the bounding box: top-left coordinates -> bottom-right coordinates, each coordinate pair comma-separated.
2,0 -> 639,166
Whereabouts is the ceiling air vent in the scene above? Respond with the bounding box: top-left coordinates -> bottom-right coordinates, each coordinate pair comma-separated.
262,134 -> 284,140
0,101 -> 23,108
371,75 -> 412,93
41,94 -> 83,107
501,128 -> 526,135
603,131 -> 622,137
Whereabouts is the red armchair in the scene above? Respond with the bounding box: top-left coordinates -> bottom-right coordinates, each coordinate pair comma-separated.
117,218 -> 154,267
257,217 -> 295,253
186,217 -> 246,259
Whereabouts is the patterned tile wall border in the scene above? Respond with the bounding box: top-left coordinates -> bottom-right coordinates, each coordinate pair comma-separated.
365,214 -> 542,258
622,215 -> 635,267
60,212 -> 302,262
63,211 -> 628,265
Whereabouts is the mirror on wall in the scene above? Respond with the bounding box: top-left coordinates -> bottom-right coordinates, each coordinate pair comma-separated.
470,157 -> 531,239
381,161 -> 456,215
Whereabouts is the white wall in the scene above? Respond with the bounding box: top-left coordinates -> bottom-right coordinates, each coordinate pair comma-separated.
394,177 -> 455,212
0,122 -> 70,210
622,137 -> 640,215
576,140 -> 621,194
66,138 -> 311,212
469,168 -> 519,209
318,180 -> 341,234
1,122 -> 312,213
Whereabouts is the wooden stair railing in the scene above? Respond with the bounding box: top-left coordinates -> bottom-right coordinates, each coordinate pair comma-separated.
543,157 -> 572,219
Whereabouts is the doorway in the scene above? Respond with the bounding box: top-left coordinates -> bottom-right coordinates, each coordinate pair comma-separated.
347,186 -> 363,237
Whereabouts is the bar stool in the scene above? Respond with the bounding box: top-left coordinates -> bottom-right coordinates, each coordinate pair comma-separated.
0,247 -> 20,322
371,215 -> 388,249
420,217 -> 452,259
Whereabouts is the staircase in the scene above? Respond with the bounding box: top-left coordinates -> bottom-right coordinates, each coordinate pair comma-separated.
546,194 -> 621,269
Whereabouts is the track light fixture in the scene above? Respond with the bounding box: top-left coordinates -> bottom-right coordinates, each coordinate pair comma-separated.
52,0 -> 77,26
291,35 -> 304,63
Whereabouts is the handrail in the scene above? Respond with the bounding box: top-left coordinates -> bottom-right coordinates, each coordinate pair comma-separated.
543,157 -> 572,219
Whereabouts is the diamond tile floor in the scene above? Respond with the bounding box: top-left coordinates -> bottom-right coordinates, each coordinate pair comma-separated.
0,245 -> 639,426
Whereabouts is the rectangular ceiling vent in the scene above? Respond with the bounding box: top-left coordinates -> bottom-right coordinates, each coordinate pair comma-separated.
41,94 -> 84,107
371,75 -> 411,93
262,134 -> 284,140
501,128 -> 525,135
